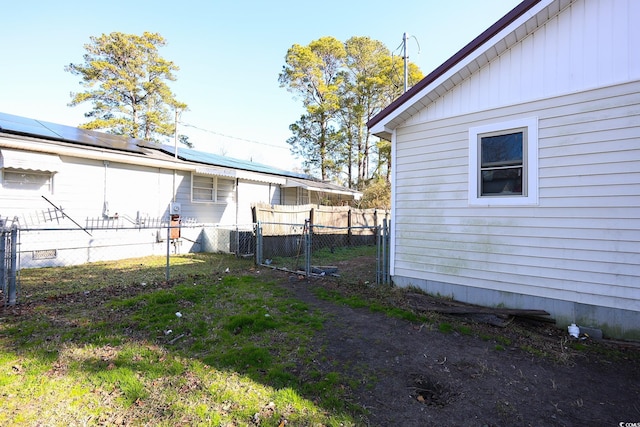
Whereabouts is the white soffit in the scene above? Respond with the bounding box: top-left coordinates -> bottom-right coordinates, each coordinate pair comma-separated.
0,148 -> 63,172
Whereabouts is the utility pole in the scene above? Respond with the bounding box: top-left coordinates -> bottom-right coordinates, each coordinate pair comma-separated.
174,108 -> 179,158
402,32 -> 420,93
403,32 -> 409,93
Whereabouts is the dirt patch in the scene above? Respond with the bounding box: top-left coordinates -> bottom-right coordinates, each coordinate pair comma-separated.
280,271 -> 640,426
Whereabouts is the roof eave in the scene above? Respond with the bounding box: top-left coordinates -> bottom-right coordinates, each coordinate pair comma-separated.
367,0 -> 543,134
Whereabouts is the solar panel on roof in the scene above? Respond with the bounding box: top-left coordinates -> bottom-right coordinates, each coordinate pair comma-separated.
0,112 -> 60,139
143,143 -> 310,180
177,146 -> 309,179
92,131 -> 148,154
0,112 -> 148,155
38,120 -> 148,154
38,120 -> 101,145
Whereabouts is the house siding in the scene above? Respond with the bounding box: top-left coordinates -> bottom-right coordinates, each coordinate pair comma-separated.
236,180 -> 279,224
406,0 -> 640,127
178,174 -> 237,223
1,153 -> 179,223
393,80 -> 640,337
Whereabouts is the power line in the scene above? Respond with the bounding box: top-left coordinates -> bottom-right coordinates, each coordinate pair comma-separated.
179,121 -> 289,151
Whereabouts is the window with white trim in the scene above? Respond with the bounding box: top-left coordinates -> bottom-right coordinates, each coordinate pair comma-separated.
469,117 -> 538,206
191,174 -> 234,203
2,168 -> 53,192
193,175 -> 216,202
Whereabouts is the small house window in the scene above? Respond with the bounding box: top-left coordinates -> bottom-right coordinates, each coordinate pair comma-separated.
192,175 -> 217,202
480,131 -> 524,196
2,169 -> 53,192
191,174 -> 234,203
469,117 -> 538,206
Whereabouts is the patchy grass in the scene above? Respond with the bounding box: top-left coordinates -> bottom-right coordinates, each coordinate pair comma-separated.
438,322 -> 454,334
312,285 -> 422,323
311,245 -> 378,265
3,250 -> 638,425
0,253 -> 360,426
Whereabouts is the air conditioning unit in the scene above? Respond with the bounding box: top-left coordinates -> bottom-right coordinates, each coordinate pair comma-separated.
170,202 -> 181,215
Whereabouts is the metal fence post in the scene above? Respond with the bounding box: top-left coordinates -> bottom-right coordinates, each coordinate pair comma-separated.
376,224 -> 382,285
255,221 -> 263,265
235,225 -> 240,258
383,218 -> 390,285
165,217 -> 170,281
305,219 -> 311,276
377,219 -> 390,285
8,224 -> 18,305
0,229 -> 6,300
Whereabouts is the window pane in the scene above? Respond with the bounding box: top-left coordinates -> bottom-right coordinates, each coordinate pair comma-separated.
3,170 -> 51,191
193,188 -> 214,200
192,175 -> 216,201
193,176 -> 214,188
481,167 -> 522,195
481,132 -> 523,167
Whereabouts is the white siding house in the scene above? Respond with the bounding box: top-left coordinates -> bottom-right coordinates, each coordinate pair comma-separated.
0,113 -> 360,265
369,0 -> 640,339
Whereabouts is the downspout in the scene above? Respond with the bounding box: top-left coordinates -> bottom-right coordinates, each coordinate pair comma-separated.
102,161 -> 109,217
173,115 -> 178,203
172,170 -> 177,203
235,178 -> 239,224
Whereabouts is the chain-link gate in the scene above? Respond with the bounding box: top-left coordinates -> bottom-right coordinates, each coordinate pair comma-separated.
255,219 -> 391,285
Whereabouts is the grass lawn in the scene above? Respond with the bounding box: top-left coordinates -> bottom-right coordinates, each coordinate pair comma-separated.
0,253 -> 368,426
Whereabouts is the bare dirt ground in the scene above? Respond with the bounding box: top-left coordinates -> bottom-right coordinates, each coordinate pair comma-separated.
277,257 -> 640,427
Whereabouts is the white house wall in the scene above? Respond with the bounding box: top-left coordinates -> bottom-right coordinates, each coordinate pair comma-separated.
100,161 -> 175,220
0,153 -> 172,223
236,180 -> 279,225
46,157 -> 176,223
280,187 -> 298,205
405,0 -> 640,127
174,173 -> 230,223
0,139 -> 305,227
393,79 -> 640,337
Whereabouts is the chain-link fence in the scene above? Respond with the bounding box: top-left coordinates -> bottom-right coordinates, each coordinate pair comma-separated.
255,219 -> 390,284
1,221 -> 256,303
16,223 -> 256,268
2,217 -> 389,305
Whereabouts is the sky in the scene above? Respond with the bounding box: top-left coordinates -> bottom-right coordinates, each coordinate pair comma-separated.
0,0 -> 521,173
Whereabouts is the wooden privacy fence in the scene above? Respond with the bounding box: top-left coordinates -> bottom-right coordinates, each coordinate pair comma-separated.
252,204 -> 389,234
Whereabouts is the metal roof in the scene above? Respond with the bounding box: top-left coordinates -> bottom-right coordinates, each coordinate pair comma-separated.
138,142 -> 311,180
0,112 -> 360,196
